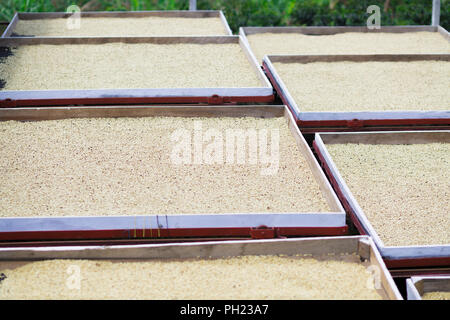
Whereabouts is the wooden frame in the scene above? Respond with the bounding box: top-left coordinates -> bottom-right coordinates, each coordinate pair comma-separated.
0,35 -> 273,107
240,25 -> 449,37
263,54 -> 450,132
240,25 -> 450,64
0,236 -> 402,300
2,10 -> 233,37
0,105 -> 346,241
313,131 -> 450,268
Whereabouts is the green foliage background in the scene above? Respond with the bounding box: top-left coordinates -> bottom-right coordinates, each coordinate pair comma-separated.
0,0 -> 448,33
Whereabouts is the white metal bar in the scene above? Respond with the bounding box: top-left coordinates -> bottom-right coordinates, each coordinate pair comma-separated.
263,55 -> 301,116
219,10 -> 233,35
189,0 -> 197,11
432,0 -> 441,26
381,245 -> 450,260
314,133 -> 385,247
437,25 -> 450,40
298,111 -> 450,121
239,36 -> 273,88
1,12 -> 18,37
0,87 -> 273,100
406,278 -> 423,300
0,212 -> 346,232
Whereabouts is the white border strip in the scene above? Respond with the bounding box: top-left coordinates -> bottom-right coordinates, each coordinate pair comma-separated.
0,212 -> 346,232
314,134 -> 383,242
299,110 -> 450,121
406,278 -> 423,300
1,12 -> 18,38
0,87 -> 273,100
239,36 -> 272,89
219,10 -> 233,35
263,55 -> 301,115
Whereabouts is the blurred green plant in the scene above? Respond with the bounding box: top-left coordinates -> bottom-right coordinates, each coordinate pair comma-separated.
198,0 -> 297,31
203,0 -> 449,31
0,0 -> 448,32
288,0 -> 439,26
0,0 -> 84,21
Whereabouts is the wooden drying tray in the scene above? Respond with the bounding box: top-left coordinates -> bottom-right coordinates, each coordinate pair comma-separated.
0,236 -> 403,300
239,25 -> 449,65
263,54 -> 450,132
0,36 -> 273,107
313,130 -> 450,269
0,105 -> 347,243
2,10 -> 233,37
406,276 -> 450,300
